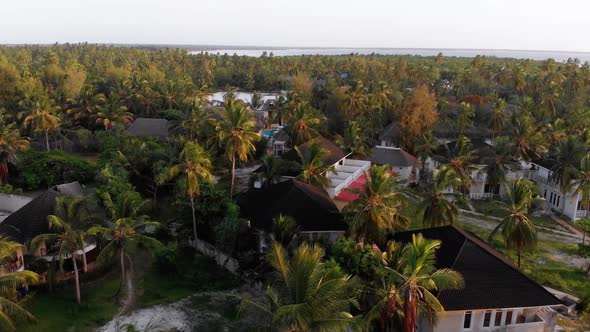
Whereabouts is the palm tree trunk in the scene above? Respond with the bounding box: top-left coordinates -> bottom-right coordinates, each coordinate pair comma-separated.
404,292 -> 417,332
230,154 -> 236,198
120,248 -> 126,283
82,249 -> 88,273
72,254 -> 81,304
45,129 -> 50,151
517,249 -> 521,268
190,195 -> 198,243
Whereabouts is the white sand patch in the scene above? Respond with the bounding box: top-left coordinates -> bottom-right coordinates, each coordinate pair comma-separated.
97,299 -> 191,332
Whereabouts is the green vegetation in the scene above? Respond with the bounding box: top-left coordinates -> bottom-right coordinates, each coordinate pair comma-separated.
16,150 -> 95,189
21,272 -> 120,332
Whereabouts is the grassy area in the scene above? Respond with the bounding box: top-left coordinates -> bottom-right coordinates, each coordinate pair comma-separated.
137,252 -> 239,308
19,272 -> 122,332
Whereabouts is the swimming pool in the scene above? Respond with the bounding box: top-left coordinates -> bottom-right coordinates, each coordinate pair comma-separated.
262,129 -> 279,139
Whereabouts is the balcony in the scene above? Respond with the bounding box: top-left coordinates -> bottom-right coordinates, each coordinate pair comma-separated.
39,242 -> 97,262
327,159 -> 371,199
576,210 -> 588,218
469,192 -> 494,200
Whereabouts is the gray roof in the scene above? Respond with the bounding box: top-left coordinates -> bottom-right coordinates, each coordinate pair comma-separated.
127,118 -> 170,138
370,146 -> 417,167
378,122 -> 401,142
52,181 -> 84,197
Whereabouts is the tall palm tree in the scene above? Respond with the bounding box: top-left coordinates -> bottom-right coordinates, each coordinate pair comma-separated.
483,137 -> 516,191
239,242 -> 361,332
549,136 -> 585,195
30,215 -> 87,304
96,95 -> 133,130
572,155 -> 590,217
419,173 -> 460,228
286,101 -> 322,146
216,102 -> 259,197
87,192 -> 160,293
344,165 -> 409,244
0,237 -> 39,331
414,133 -> 437,182
0,109 -> 29,184
508,110 -> 545,162
489,179 -> 537,268
369,234 -> 464,332
334,120 -> 370,157
489,98 -> 506,138
435,136 -> 477,193
65,89 -> 106,128
162,142 -> 213,242
295,140 -> 334,189
258,155 -> 285,188
23,100 -> 61,151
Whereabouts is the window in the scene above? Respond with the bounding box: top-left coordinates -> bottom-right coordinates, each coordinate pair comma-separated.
505,310 -> 513,325
557,196 -> 561,207
463,311 -> 472,329
494,310 -> 503,326
483,310 -> 492,327
544,189 -> 547,198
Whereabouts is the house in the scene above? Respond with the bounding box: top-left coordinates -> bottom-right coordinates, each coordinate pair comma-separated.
237,179 -> 347,245
126,118 -> 171,138
280,136 -> 371,198
0,182 -> 97,278
522,160 -> 587,220
391,226 -> 563,332
431,138 -> 518,200
369,146 -> 419,183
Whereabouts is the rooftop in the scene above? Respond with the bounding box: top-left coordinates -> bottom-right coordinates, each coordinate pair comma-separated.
126,118 -> 171,138
391,225 -> 563,311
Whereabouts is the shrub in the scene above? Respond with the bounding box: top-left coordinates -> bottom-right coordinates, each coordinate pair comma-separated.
16,150 -> 96,189
578,244 -> 590,258
154,242 -> 178,273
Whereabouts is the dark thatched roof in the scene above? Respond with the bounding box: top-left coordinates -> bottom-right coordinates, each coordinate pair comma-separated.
237,180 -> 346,232
282,136 -> 348,166
391,226 -> 562,311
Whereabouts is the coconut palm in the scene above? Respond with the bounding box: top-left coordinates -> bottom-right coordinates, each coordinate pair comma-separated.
414,132 -> 437,182
489,98 -> 506,138
368,234 -> 464,332
434,136 -> 477,193
508,110 -> 546,162
87,192 -> 160,292
344,165 -> 409,244
295,140 -> 334,189
216,102 -> 259,197
549,136 -> 586,195
0,237 -> 39,331
258,155 -> 285,188
270,214 -> 299,250
286,101 -> 322,146
239,242 -> 361,332
95,95 -> 133,130
419,173 -> 460,228
23,99 -> 61,151
334,120 -> 370,157
162,142 -> 213,242
0,109 -> 29,184
65,89 -> 106,127
571,155 -> 590,221
483,137 -> 516,191
30,215 -> 87,304
488,179 -> 537,268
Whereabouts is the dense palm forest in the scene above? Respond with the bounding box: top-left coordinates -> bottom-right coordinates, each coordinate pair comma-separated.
1,44 -> 590,331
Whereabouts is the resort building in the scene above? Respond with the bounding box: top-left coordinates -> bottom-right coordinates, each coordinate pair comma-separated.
0,182 -> 97,280
237,179 -> 347,246
392,226 -> 563,332
369,145 -> 419,183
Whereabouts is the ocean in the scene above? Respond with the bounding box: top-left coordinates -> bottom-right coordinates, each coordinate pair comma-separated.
191,48 -> 590,63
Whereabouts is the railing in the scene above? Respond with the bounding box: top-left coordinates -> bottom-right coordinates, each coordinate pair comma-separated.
505,315 -> 545,332
326,159 -> 371,198
39,242 -> 97,262
469,192 -> 493,200
576,210 -> 588,218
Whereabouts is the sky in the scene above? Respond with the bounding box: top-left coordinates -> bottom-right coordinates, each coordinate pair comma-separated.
1,0 -> 589,52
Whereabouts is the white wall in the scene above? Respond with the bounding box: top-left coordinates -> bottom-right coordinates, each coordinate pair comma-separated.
427,307 -> 551,332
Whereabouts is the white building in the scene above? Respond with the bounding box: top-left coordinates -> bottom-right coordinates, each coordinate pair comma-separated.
393,226 -> 564,332
369,145 -> 419,183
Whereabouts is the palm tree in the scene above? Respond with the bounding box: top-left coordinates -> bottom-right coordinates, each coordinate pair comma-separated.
239,242 -> 361,331
435,136 -> 477,193
270,214 -> 299,250
344,165 -> 409,244
87,192 -> 160,293
414,133 -> 437,182
286,101 -> 322,146
295,140 -> 334,189
65,89 -> 106,127
162,142 -> 213,242
258,155 -> 285,188
96,95 -> 133,130
549,136 -> 585,195
489,98 -> 506,139
419,174 -> 460,228
216,102 -> 259,197
30,215 -> 87,304
23,99 -> 61,151
0,237 -> 39,331
334,120 -> 370,157
508,110 -> 545,162
483,137 -> 516,191
571,155 -> 590,222
489,179 -> 537,268
0,109 -> 29,184
369,234 -> 464,332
